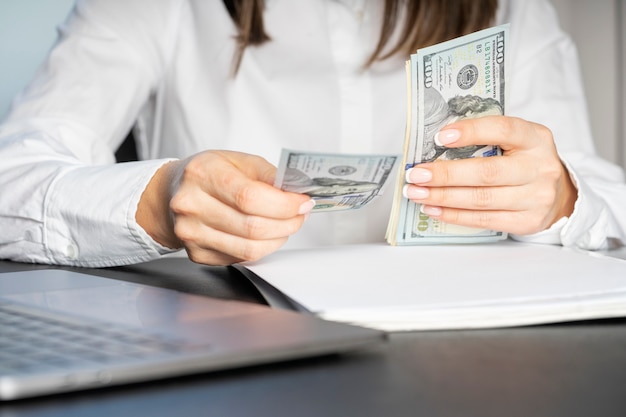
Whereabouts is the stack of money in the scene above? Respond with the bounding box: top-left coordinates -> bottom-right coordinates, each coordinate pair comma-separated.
386,24 -> 510,245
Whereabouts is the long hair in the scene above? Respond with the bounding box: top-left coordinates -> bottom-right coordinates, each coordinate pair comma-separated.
224,0 -> 498,75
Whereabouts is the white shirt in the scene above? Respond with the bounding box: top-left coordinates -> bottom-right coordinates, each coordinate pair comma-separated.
1,0 -> 625,267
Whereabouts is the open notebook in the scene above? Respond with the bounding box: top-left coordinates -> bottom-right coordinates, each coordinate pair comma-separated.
240,239 -> 626,331
0,269 -> 384,400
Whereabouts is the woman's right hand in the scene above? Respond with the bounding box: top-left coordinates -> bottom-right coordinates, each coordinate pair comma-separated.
136,150 -> 315,265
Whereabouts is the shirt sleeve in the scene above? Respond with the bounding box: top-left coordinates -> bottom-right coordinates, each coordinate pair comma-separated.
0,0 -> 183,266
500,0 -> 626,250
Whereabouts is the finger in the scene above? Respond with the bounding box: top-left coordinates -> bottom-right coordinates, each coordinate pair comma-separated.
435,116 -> 553,152
406,155 -> 529,187
403,184 -> 536,212
215,150 -> 278,186
180,223 -> 291,265
183,152 -> 314,219
173,191 -> 297,265
174,190 -> 307,240
419,205 -> 551,236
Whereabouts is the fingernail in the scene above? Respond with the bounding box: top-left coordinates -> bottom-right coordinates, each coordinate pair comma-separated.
298,199 -> 316,214
402,185 -> 429,200
405,167 -> 432,184
435,129 -> 461,146
420,205 -> 442,216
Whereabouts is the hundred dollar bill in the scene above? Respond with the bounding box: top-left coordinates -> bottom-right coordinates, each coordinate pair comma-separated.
275,149 -> 398,212
387,24 -> 509,245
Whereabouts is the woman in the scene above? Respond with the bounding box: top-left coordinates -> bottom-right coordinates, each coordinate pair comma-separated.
0,0 -> 624,267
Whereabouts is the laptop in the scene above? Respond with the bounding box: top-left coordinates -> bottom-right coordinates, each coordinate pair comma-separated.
0,269 -> 385,401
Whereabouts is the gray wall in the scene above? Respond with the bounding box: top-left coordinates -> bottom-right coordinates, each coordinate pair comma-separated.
551,0 -> 625,168
1,1 -> 624,169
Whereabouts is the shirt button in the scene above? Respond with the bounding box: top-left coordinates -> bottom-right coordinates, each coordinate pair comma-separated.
65,243 -> 79,260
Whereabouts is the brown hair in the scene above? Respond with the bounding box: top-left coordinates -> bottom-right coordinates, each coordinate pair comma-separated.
224,0 -> 498,74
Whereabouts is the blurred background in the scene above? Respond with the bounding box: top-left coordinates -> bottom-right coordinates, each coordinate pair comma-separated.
0,0 -> 624,169
0,0 -> 75,117
551,0 -> 625,170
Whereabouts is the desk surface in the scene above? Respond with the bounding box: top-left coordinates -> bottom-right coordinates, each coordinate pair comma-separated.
2,257 -> 626,417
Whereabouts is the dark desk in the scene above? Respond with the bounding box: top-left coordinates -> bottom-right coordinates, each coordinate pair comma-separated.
2,257 -> 626,417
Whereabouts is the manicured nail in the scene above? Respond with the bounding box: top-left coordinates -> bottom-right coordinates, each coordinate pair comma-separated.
434,129 -> 461,146
405,167 -> 432,184
402,185 -> 429,200
420,205 -> 443,216
298,199 -> 316,214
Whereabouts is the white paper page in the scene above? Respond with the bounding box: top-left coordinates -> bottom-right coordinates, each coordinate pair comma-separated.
242,240 -> 626,331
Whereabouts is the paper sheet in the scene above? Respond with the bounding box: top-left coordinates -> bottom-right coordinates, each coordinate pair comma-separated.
242,240 -> 626,331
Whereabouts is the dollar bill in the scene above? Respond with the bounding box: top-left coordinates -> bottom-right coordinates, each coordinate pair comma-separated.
387,24 -> 510,245
275,149 -> 398,212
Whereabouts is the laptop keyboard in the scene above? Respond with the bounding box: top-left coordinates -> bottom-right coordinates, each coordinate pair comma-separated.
0,300 -> 200,376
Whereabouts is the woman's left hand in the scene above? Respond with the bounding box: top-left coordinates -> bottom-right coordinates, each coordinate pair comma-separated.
403,115 -> 578,235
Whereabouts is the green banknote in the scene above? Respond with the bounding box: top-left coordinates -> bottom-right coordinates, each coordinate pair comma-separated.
275,149 -> 398,212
